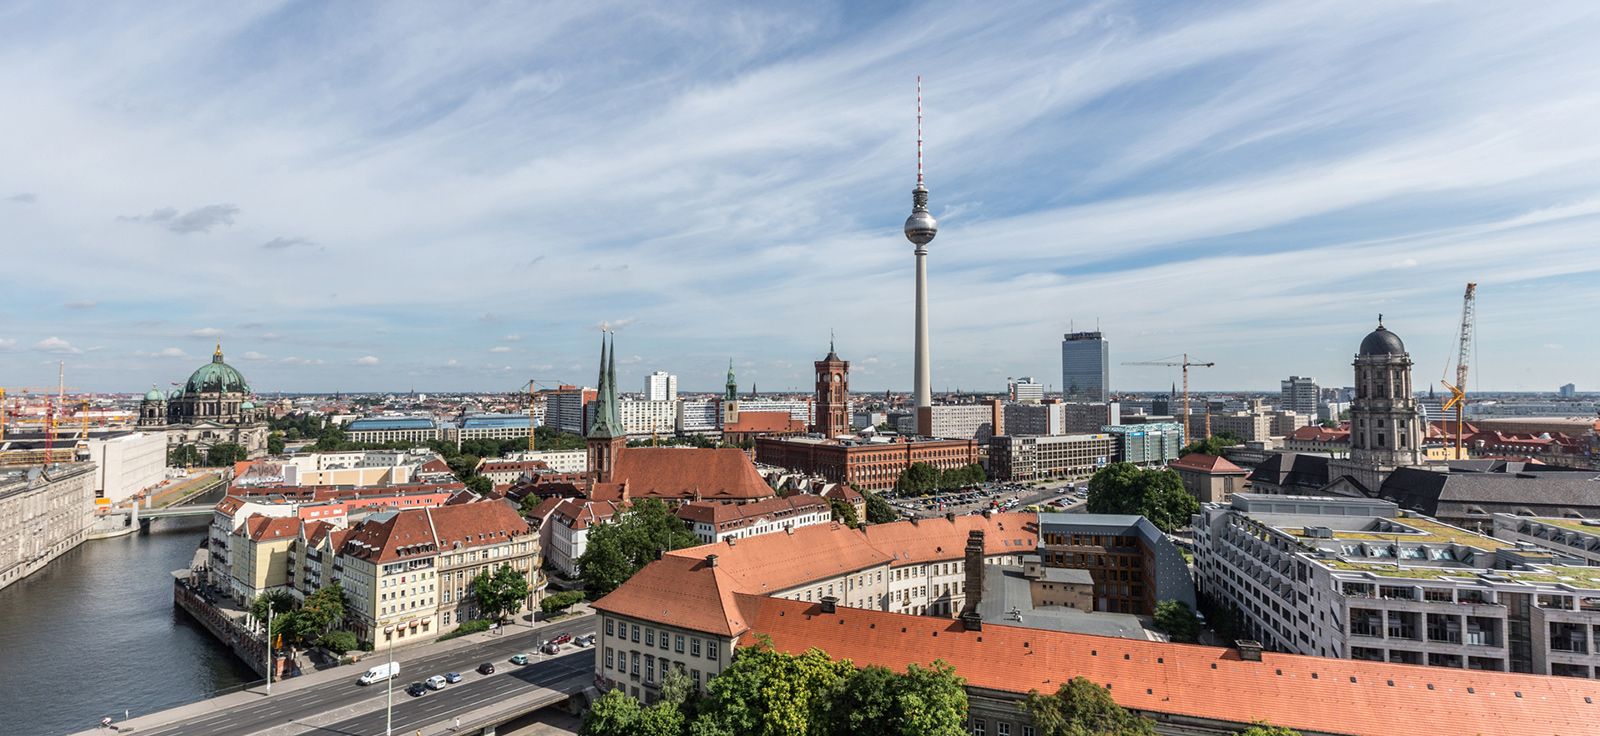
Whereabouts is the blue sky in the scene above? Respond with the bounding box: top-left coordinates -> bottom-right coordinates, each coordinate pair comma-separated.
3,1 -> 1599,395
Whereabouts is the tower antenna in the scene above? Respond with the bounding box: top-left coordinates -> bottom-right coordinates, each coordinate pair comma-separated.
917,76 -> 924,187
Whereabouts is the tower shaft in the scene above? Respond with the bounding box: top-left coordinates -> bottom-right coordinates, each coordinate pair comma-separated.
914,246 -> 931,408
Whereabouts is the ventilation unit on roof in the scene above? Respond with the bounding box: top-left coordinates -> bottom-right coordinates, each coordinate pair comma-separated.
1304,526 -> 1334,539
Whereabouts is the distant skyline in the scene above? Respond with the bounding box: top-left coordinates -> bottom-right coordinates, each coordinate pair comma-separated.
3,2 -> 1599,395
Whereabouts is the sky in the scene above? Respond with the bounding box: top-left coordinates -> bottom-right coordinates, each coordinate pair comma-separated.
3,1 -> 1600,396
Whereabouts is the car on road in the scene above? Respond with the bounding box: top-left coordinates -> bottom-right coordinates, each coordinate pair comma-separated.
575,634 -> 595,647
444,672 -> 463,684
406,682 -> 426,697
552,632 -> 573,645
510,653 -> 530,665
477,662 -> 495,675
425,675 -> 447,690
357,662 -> 400,685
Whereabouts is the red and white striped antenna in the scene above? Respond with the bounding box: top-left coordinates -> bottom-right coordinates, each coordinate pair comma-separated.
916,76 -> 924,187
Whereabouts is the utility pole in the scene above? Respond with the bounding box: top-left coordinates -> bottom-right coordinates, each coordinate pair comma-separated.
265,604 -> 275,695
386,626 -> 395,736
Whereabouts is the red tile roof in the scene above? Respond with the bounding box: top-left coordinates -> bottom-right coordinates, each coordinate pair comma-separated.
552,499 -> 626,530
612,448 -> 774,501
739,595 -> 1600,736
1169,453 -> 1246,473
338,509 -> 439,564
428,501 -> 530,551
1286,425 -> 1350,443
861,513 -> 1036,565
675,494 -> 830,528
590,555 -> 751,637
243,514 -> 302,542
666,522 -> 889,594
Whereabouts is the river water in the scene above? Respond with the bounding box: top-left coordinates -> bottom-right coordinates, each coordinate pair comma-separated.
0,515 -> 258,736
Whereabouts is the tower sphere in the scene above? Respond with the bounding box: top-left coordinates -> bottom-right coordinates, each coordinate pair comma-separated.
904,187 -> 938,246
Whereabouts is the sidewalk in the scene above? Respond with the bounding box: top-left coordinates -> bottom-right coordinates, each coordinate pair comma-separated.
72,612 -> 590,736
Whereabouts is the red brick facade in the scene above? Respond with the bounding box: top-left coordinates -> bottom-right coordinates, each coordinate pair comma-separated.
814,348 -> 850,438
755,436 -> 979,491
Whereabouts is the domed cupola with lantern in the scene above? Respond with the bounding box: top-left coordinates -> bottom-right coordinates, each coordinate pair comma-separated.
153,343 -> 269,458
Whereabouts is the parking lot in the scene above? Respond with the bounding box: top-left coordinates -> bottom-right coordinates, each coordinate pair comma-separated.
892,481 -> 1093,518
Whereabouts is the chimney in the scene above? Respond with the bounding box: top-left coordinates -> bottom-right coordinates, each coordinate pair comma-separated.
706,554 -> 718,568
960,530 -> 985,621
945,512 -> 956,522
1237,640 -> 1263,662
655,547 -> 665,561
819,596 -> 837,614
982,508 -> 992,519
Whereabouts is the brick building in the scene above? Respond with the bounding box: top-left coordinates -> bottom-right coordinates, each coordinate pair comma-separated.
755,436 -> 979,492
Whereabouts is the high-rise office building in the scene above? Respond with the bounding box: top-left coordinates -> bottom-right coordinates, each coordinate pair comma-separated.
644,371 -> 677,402
1279,376 -> 1319,416
1061,331 -> 1109,401
1560,383 -> 1577,398
1007,376 -> 1044,403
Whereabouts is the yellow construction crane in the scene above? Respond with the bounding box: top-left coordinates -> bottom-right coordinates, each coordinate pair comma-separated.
1122,355 -> 1216,440
520,378 -> 566,454
0,386 -> 79,443
1441,283 -> 1476,460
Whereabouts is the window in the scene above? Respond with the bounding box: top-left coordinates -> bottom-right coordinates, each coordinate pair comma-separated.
646,629 -> 655,647
707,641 -> 719,660
691,638 -> 702,657
971,718 -> 986,736
661,631 -> 669,650
676,635 -> 684,653
631,652 -> 640,675
606,648 -> 614,669
606,618 -> 614,636
646,657 -> 655,683
1024,727 -> 1035,736
998,724 -> 1011,736
632,625 -> 640,642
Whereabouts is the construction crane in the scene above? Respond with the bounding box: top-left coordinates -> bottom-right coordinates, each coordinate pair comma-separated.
520,378 -> 566,454
0,385 -> 79,444
1122,355 -> 1215,440
1441,283 -> 1476,461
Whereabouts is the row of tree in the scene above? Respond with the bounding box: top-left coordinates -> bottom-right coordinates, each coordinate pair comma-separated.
249,585 -> 352,651
892,462 -> 986,496
1177,430 -> 1243,457
168,442 -> 249,468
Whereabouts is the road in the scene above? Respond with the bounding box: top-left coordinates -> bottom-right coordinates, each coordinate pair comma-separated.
137,618 -> 595,736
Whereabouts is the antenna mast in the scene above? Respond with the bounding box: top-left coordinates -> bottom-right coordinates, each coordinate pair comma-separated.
917,76 -> 923,187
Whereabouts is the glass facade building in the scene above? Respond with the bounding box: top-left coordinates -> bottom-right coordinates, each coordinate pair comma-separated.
1061,331 -> 1109,401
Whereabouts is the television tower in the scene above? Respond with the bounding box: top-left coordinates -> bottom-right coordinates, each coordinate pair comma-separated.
904,77 -> 938,409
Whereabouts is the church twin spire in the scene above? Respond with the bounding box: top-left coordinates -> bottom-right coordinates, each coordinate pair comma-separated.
587,331 -> 625,440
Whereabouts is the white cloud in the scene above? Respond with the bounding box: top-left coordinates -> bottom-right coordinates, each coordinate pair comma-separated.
500,335 -> 522,342
351,356 -> 380,366
241,351 -> 269,360
1390,258 -> 1419,269
444,359 -> 462,367
0,338 -> 17,351
260,333 -> 282,340
32,337 -> 81,354
159,347 -> 189,358
489,346 -> 512,353
280,357 -> 325,365
189,327 -> 225,338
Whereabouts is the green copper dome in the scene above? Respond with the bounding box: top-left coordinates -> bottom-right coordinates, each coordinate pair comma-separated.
185,346 -> 250,394
144,384 -> 165,401
239,401 -> 254,410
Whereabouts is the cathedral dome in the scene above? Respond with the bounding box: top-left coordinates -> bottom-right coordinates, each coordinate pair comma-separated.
144,385 -> 165,401
1359,324 -> 1405,356
240,401 -> 254,410
185,347 -> 250,394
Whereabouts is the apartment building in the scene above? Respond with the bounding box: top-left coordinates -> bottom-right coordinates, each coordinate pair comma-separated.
644,372 -> 677,402
588,399 -> 678,439
987,433 -> 1117,482
1007,377 -> 1044,403
502,449 -> 588,474
457,414 -> 534,442
545,387 -> 597,436
345,417 -> 441,444
1494,514 -> 1600,567
755,436 -> 979,492
1102,422 -> 1184,467
1193,492 -> 1600,677
230,515 -> 302,602
674,494 -> 831,544
915,402 -> 1001,441
1036,513 -> 1196,615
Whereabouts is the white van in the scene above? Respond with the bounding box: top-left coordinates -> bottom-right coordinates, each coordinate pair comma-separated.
358,662 -> 400,685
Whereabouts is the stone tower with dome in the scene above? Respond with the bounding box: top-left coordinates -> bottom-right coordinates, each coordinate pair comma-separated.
140,343 -> 268,458
1327,319 -> 1425,494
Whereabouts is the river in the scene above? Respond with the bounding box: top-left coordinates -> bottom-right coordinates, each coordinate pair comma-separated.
0,515 -> 258,736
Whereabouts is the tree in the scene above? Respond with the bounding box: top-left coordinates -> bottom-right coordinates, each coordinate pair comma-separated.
1316,419 -> 1339,429
1179,433 -> 1240,457
313,425 -> 347,452
207,442 -> 249,466
863,491 -> 898,524
470,563 -> 531,622
825,661 -> 968,736
1021,677 -> 1157,736
694,638 -> 855,736
267,432 -> 286,455
1239,722 -> 1303,736
1085,463 -> 1198,533
168,443 -> 203,467
317,629 -> 360,653
465,475 -> 493,494
250,589 -> 295,621
829,497 -> 859,528
519,493 -> 547,516
576,498 -> 700,595
894,462 -> 940,496
580,689 -> 686,736
298,583 -> 347,634
540,590 -> 585,617
1153,599 -> 1201,643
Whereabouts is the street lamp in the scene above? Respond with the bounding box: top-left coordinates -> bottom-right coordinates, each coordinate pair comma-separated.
385,625 -> 395,736
265,604 -> 275,696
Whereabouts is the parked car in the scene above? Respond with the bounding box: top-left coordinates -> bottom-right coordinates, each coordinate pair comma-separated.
510,653 -> 530,665
552,633 -> 573,645
477,662 -> 495,675
575,635 -> 595,648
444,672 -> 463,684
425,675 -> 447,690
542,642 -> 560,654
406,682 -> 426,697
